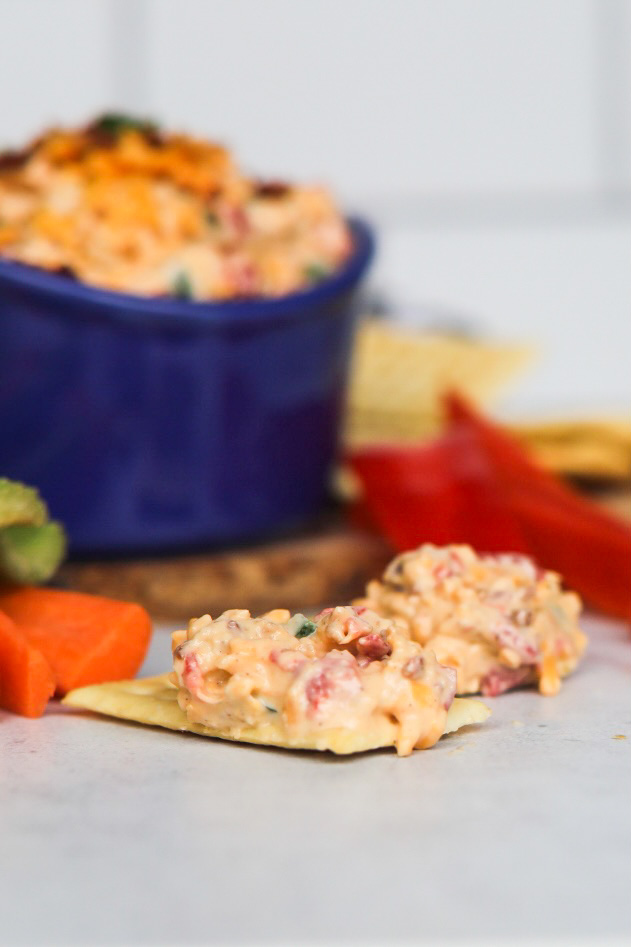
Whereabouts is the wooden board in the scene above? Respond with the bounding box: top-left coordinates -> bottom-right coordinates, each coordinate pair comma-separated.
58,486 -> 630,623
58,523 -> 393,622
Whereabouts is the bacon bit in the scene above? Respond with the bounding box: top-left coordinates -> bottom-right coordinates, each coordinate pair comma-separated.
270,649 -> 307,673
53,264 -> 77,280
481,665 -> 531,697
352,605 -> 368,616
254,180 -> 290,198
0,147 -> 33,171
356,633 -> 391,661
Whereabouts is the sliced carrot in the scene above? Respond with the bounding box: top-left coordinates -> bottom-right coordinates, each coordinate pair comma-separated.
0,609 -> 56,717
0,588 -> 152,695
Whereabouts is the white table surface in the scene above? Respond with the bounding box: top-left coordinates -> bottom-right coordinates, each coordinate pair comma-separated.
1,613 -> 630,947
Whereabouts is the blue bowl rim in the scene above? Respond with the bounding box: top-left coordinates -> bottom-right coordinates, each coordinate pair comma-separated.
0,216 -> 375,329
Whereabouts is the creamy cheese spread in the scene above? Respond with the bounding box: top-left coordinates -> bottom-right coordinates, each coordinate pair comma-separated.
355,544 -> 587,697
171,605 -> 460,756
0,116 -> 351,300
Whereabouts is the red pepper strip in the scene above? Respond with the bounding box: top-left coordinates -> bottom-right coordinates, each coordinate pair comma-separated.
509,486 -> 631,619
444,393 -> 631,619
445,392 -> 631,528
349,423 -> 529,555
347,493 -> 382,534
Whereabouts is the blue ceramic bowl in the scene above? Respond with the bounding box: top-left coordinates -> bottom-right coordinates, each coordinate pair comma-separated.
0,218 -> 374,553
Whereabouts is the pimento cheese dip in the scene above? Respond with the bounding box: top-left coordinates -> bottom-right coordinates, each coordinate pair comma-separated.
0,114 -> 351,300
355,544 -> 587,697
171,605 -> 458,756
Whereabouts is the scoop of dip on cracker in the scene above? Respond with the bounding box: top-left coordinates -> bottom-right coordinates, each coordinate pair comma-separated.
64,604 -> 490,756
0,114 -> 352,300
356,544 -> 587,697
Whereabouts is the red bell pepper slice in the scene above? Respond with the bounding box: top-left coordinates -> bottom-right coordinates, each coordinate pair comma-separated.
348,392 -> 631,619
350,423 -> 529,555
444,393 -> 631,619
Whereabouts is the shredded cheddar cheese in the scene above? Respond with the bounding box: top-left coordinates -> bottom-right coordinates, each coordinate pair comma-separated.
0,115 -> 351,300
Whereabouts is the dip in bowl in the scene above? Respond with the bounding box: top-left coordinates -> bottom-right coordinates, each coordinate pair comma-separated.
0,115 -> 354,300
0,118 -> 374,552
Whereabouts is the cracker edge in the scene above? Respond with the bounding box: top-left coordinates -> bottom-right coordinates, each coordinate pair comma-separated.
62,674 -> 491,755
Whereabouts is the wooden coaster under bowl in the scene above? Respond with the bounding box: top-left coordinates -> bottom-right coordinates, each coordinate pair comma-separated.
58,521 -> 393,622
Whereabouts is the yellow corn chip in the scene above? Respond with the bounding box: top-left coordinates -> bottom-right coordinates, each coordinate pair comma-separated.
62,674 -> 490,755
344,319 -> 629,481
345,321 -> 533,447
513,419 -> 631,480
514,418 -> 631,446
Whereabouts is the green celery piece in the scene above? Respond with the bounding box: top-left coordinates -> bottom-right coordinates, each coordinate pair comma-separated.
295,619 -> 317,639
172,271 -> 194,300
0,521 -> 67,585
304,262 -> 331,285
0,477 -> 48,529
91,113 -> 159,139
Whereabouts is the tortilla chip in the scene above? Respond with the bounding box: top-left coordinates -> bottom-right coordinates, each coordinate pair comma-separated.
62,673 -> 491,755
345,321 -> 533,447
512,419 -> 631,480
442,696 -> 491,734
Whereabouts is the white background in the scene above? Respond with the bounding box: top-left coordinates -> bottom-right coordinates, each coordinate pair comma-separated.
1,0 -> 629,414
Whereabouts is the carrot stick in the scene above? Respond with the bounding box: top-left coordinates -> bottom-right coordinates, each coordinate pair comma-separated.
0,610 -> 56,717
0,588 -> 152,695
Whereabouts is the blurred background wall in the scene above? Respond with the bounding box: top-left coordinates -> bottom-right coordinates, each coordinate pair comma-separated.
1,0 -> 629,414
